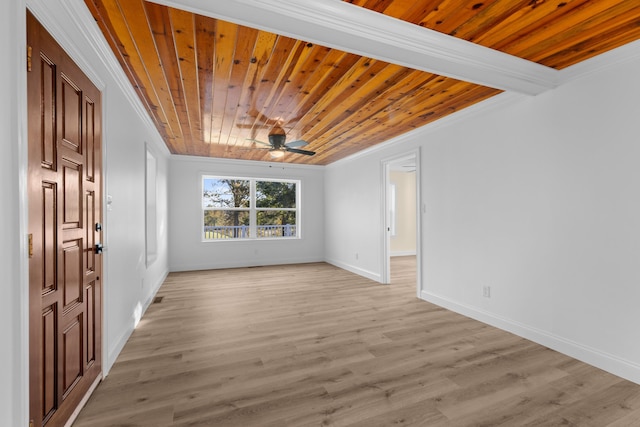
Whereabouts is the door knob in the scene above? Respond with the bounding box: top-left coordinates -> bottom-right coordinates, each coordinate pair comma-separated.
95,243 -> 103,254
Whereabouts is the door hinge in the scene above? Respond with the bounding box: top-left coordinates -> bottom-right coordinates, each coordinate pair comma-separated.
27,45 -> 32,72
28,233 -> 33,258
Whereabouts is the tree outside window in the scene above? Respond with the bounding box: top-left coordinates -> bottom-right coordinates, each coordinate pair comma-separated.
203,176 -> 299,240
256,181 -> 297,238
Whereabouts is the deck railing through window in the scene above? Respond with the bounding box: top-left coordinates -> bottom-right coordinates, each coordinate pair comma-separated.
204,224 -> 296,239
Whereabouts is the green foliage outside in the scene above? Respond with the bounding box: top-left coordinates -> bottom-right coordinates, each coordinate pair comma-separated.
203,178 -> 297,238
256,181 -> 296,226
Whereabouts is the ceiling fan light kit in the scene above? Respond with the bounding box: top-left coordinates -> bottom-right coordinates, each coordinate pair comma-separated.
268,133 -> 287,148
247,128 -> 317,158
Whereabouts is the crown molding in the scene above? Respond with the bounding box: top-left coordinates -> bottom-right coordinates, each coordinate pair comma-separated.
326,91 -> 526,169
171,154 -> 325,171
149,0 -> 558,95
557,38 -> 640,85
26,0 -> 106,90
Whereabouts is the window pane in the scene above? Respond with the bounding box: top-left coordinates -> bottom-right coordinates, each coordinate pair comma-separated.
203,178 -> 250,208
257,210 -> 297,238
204,210 -> 250,239
256,181 -> 296,208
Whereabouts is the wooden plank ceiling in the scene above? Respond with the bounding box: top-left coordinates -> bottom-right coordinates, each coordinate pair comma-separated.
84,0 -> 640,165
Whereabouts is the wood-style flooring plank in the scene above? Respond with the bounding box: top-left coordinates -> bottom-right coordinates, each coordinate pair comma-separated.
73,257 -> 640,426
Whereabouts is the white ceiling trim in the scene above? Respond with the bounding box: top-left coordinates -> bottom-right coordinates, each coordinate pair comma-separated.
27,0 -> 106,90
326,91 -> 526,169
149,0 -> 559,96
557,38 -> 640,85
170,154 -> 325,171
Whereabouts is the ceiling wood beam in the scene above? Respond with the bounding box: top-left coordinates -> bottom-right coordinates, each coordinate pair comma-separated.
148,0 -> 559,95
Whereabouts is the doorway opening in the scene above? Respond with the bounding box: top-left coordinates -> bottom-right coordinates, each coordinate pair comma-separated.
382,151 -> 421,297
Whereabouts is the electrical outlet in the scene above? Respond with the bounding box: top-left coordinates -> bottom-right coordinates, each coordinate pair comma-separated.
355,253 -> 359,260
482,285 -> 491,298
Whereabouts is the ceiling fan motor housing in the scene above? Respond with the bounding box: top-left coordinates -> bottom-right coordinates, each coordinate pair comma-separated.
268,133 -> 287,149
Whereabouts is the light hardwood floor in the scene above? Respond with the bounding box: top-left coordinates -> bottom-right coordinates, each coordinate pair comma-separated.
74,257 -> 640,426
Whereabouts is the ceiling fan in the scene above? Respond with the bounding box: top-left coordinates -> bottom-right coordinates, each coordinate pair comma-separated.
248,127 -> 316,158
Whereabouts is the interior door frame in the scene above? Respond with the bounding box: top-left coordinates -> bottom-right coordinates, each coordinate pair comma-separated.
15,1 -> 31,425
9,3 -> 109,424
380,148 -> 422,296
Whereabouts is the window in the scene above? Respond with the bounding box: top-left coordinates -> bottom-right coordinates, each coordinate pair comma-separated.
202,176 -> 299,240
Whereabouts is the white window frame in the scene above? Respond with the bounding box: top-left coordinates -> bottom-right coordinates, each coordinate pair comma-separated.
202,175 -> 301,241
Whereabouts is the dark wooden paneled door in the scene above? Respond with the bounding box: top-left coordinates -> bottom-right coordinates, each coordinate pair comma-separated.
27,11 -> 103,427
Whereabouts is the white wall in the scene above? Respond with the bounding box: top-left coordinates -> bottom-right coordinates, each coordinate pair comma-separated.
101,103 -> 170,368
169,156 -> 325,271
390,171 -> 417,255
326,42 -> 640,384
325,153 -> 387,281
1,1 -> 28,425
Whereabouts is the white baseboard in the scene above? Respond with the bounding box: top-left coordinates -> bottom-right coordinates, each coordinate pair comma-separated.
105,268 -> 169,374
141,268 -> 169,312
421,290 -> 640,386
106,323 -> 132,374
325,258 -> 381,283
169,257 -> 324,272
391,251 -> 416,257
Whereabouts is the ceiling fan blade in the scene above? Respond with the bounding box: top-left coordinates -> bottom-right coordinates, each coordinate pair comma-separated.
246,138 -> 271,147
286,147 -> 316,156
285,139 -> 308,148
